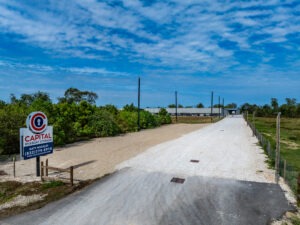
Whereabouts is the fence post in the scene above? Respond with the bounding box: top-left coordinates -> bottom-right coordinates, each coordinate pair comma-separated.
13,156 -> 16,178
252,111 -> 256,137
70,166 -> 74,186
46,159 -> 48,176
275,112 -> 281,184
41,161 -> 44,181
298,173 -> 300,207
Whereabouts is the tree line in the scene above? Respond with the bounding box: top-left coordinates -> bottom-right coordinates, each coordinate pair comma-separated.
0,88 -> 171,156
240,98 -> 300,117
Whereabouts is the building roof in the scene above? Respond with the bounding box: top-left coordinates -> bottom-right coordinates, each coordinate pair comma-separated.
144,108 -> 222,114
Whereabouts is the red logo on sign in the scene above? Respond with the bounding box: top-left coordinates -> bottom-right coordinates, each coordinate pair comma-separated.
26,112 -> 48,134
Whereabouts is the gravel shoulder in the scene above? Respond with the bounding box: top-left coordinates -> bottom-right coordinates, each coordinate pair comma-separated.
0,123 -> 208,182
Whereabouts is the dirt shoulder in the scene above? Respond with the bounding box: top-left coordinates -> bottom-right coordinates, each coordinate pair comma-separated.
0,123 -> 208,182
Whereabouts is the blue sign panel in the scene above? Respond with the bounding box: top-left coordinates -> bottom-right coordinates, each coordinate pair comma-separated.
23,142 -> 53,160
20,125 -> 53,160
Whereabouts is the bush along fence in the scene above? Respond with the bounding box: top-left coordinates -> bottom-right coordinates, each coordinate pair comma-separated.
244,115 -> 300,206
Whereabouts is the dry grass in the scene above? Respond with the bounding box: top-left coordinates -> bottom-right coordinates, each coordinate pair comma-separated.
0,179 -> 94,219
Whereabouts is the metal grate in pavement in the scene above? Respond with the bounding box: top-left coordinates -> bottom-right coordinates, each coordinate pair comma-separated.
171,177 -> 185,184
190,159 -> 199,163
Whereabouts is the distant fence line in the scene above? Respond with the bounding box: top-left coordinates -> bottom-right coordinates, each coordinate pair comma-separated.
244,115 -> 299,206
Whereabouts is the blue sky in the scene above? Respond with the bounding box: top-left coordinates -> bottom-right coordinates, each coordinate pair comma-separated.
0,0 -> 300,108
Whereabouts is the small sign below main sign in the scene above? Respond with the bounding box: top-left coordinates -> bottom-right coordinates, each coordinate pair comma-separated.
20,111 -> 53,160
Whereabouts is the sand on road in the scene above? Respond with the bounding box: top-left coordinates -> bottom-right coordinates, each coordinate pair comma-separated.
0,123 -> 208,181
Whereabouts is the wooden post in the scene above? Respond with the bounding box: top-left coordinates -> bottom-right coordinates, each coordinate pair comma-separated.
46,159 -> 48,176
41,161 -> 44,181
283,160 -> 286,179
297,173 -> 300,207
275,112 -> 281,183
13,156 -> 16,178
70,166 -> 74,186
252,111 -> 256,137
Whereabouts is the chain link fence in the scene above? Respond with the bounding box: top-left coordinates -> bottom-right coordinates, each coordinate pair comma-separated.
245,116 -> 299,206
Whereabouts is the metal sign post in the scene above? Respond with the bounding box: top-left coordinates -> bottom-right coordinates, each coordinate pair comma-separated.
275,112 -> 281,183
36,156 -> 40,177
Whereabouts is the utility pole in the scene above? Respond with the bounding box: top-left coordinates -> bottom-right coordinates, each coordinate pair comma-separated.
175,91 -> 178,122
210,91 -> 213,116
275,112 -> 281,183
222,98 -> 224,117
218,96 -> 220,118
137,77 -> 141,131
211,91 -> 213,122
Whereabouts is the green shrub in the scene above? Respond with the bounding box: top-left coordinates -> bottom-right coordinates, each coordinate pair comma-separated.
53,130 -> 66,146
158,108 -> 172,124
0,105 -> 27,155
118,111 -> 138,132
88,110 -> 121,137
140,110 -> 158,128
0,90 -> 170,155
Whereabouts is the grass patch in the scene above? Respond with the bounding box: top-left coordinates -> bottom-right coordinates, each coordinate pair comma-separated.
253,117 -> 300,171
0,179 -> 94,219
249,116 -> 300,194
42,180 -> 64,189
0,181 -> 22,204
291,216 -> 300,225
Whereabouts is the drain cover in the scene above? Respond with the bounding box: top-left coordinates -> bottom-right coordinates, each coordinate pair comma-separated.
190,159 -> 199,163
171,177 -> 185,184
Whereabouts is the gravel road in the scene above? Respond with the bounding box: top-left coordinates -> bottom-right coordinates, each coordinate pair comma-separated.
1,116 -> 293,225
0,123 -> 207,182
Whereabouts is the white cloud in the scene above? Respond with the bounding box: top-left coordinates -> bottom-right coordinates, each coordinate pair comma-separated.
0,0 -> 299,72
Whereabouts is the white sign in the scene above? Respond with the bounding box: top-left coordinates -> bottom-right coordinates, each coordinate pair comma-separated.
20,112 -> 53,160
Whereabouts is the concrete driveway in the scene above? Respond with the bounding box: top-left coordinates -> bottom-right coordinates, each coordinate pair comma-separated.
1,117 -> 294,225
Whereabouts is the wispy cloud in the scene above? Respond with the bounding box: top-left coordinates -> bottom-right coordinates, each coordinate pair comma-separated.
0,0 -> 299,106
1,0 -> 299,69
